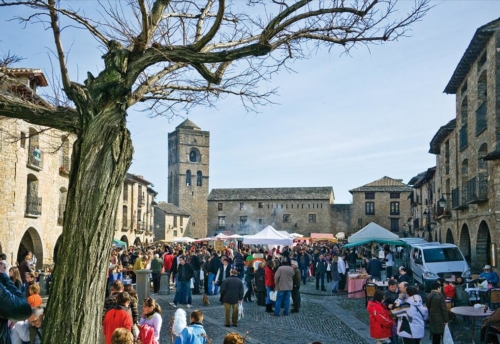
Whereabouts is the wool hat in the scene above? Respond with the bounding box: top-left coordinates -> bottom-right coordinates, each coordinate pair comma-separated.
484,265 -> 492,270
230,269 -> 238,275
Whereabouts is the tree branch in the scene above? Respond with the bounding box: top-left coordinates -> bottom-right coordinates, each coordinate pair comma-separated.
192,0 -> 225,51
48,0 -> 71,91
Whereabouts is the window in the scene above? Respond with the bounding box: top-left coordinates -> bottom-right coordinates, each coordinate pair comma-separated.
180,217 -> 183,226
365,202 -> 375,215
173,230 -> 178,237
58,188 -> 67,225
20,132 -> 26,148
197,171 -> 202,186
190,151 -> 196,162
258,202 -> 263,208
122,205 -> 128,228
180,228 -> 183,234
308,214 -> 316,223
358,218 -> 363,228
390,218 -> 399,232
186,170 -> 191,186
390,202 -> 400,215
26,174 -> 41,216
123,185 -> 128,202
365,192 -> 375,199
173,216 -> 177,227
240,216 -> 248,229
240,203 -> 244,210
283,214 -> 290,223
218,203 -> 223,211
218,216 -> 226,229
390,192 -> 400,199
258,219 -> 263,225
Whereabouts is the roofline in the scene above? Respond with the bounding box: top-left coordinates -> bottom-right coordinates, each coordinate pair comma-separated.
444,18 -> 500,94
429,119 -> 456,154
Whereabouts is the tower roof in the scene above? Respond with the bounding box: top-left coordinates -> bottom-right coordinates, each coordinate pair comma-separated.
176,119 -> 200,130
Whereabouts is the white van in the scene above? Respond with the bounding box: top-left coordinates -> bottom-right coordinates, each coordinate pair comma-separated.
408,242 -> 471,290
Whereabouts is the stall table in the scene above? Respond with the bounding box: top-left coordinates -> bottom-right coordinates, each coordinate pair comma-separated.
348,274 -> 369,299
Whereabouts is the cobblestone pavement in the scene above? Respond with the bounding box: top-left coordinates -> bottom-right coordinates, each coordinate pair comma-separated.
154,279 -> 485,344
156,280 -> 372,344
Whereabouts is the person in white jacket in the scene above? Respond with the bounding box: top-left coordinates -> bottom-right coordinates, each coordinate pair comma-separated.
394,286 -> 428,344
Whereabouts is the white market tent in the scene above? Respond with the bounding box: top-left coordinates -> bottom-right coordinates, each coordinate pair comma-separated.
243,225 -> 293,246
290,233 -> 304,238
172,237 -> 196,243
345,222 -> 401,247
277,231 -> 294,239
215,233 -> 230,240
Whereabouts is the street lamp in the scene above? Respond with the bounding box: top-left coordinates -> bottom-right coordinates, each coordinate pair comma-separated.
438,196 -> 446,208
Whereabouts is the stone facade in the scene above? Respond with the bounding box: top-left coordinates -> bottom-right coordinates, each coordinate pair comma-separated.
429,18 -> 500,271
349,176 -> 412,235
167,119 -> 209,238
408,168 -> 438,240
153,201 -> 190,241
115,174 -> 157,247
0,68 -> 73,268
207,187 -> 335,236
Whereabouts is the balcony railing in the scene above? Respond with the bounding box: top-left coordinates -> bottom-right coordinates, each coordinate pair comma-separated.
27,146 -> 43,170
467,176 -> 488,203
452,187 -> 468,210
59,156 -> 70,175
138,196 -> 146,207
26,195 -> 42,217
476,102 -> 487,135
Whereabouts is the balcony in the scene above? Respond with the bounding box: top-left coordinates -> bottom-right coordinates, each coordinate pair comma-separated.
25,195 -> 42,217
476,102 -> 487,136
27,146 -> 43,170
121,225 -> 129,232
138,196 -> 146,207
59,156 -> 70,175
467,176 -> 488,204
452,187 -> 468,210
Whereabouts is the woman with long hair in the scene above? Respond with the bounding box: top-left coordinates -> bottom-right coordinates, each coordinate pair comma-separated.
9,266 -> 23,290
264,260 -> 275,313
124,283 -> 139,324
139,297 -> 163,343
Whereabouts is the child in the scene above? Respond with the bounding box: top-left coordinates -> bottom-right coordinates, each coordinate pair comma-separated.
443,280 -> 456,299
27,283 -> 42,307
174,310 -> 208,344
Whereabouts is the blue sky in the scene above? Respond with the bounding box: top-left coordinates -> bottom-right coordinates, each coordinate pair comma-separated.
1,1 -> 499,204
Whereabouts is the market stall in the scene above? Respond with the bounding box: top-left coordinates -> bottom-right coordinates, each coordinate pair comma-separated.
243,225 -> 293,246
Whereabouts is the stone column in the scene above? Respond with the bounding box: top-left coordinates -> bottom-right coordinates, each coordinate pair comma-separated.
135,269 -> 151,302
159,272 -> 171,295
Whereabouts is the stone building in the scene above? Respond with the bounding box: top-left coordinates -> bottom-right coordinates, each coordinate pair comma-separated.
154,201 -> 190,241
0,67 -> 74,268
349,176 -> 412,235
408,167 -> 438,241
207,187 -> 334,236
115,173 -> 157,248
429,18 -> 500,271
167,119 -> 209,238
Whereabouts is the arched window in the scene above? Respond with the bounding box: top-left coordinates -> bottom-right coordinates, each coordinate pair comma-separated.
26,174 -> 41,216
476,71 -> 487,134
190,151 -> 197,162
197,171 -> 202,186
122,205 -> 128,228
460,98 -> 468,150
461,159 -> 468,205
186,170 -> 191,186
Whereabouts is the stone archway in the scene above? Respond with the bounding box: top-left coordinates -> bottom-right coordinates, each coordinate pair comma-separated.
134,237 -> 141,247
17,227 -> 44,269
446,229 -> 454,244
476,221 -> 491,271
459,224 -> 471,264
120,235 -> 129,248
53,236 -> 62,264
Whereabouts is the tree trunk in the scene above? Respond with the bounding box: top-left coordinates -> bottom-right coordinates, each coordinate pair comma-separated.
43,104 -> 133,343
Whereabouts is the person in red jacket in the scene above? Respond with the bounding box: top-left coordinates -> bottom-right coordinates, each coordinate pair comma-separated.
163,249 -> 175,273
103,291 -> 133,344
367,290 -> 394,344
443,280 -> 456,299
264,260 -> 276,313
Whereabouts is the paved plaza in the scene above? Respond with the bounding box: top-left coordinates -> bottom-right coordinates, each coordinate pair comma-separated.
154,280 -> 489,344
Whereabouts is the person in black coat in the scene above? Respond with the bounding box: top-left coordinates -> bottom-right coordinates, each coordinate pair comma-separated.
366,257 -> 382,280
190,252 -> 201,295
207,252 -> 222,295
220,270 -> 244,327
254,262 -> 266,306
243,265 -> 255,302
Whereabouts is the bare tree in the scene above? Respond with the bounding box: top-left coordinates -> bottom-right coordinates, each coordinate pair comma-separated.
0,0 -> 429,342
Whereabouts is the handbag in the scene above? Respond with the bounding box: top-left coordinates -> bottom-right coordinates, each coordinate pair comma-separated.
269,291 -> 277,301
238,302 -> 244,320
443,323 -> 454,344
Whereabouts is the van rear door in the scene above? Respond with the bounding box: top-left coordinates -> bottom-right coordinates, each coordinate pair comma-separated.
411,248 -> 424,283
